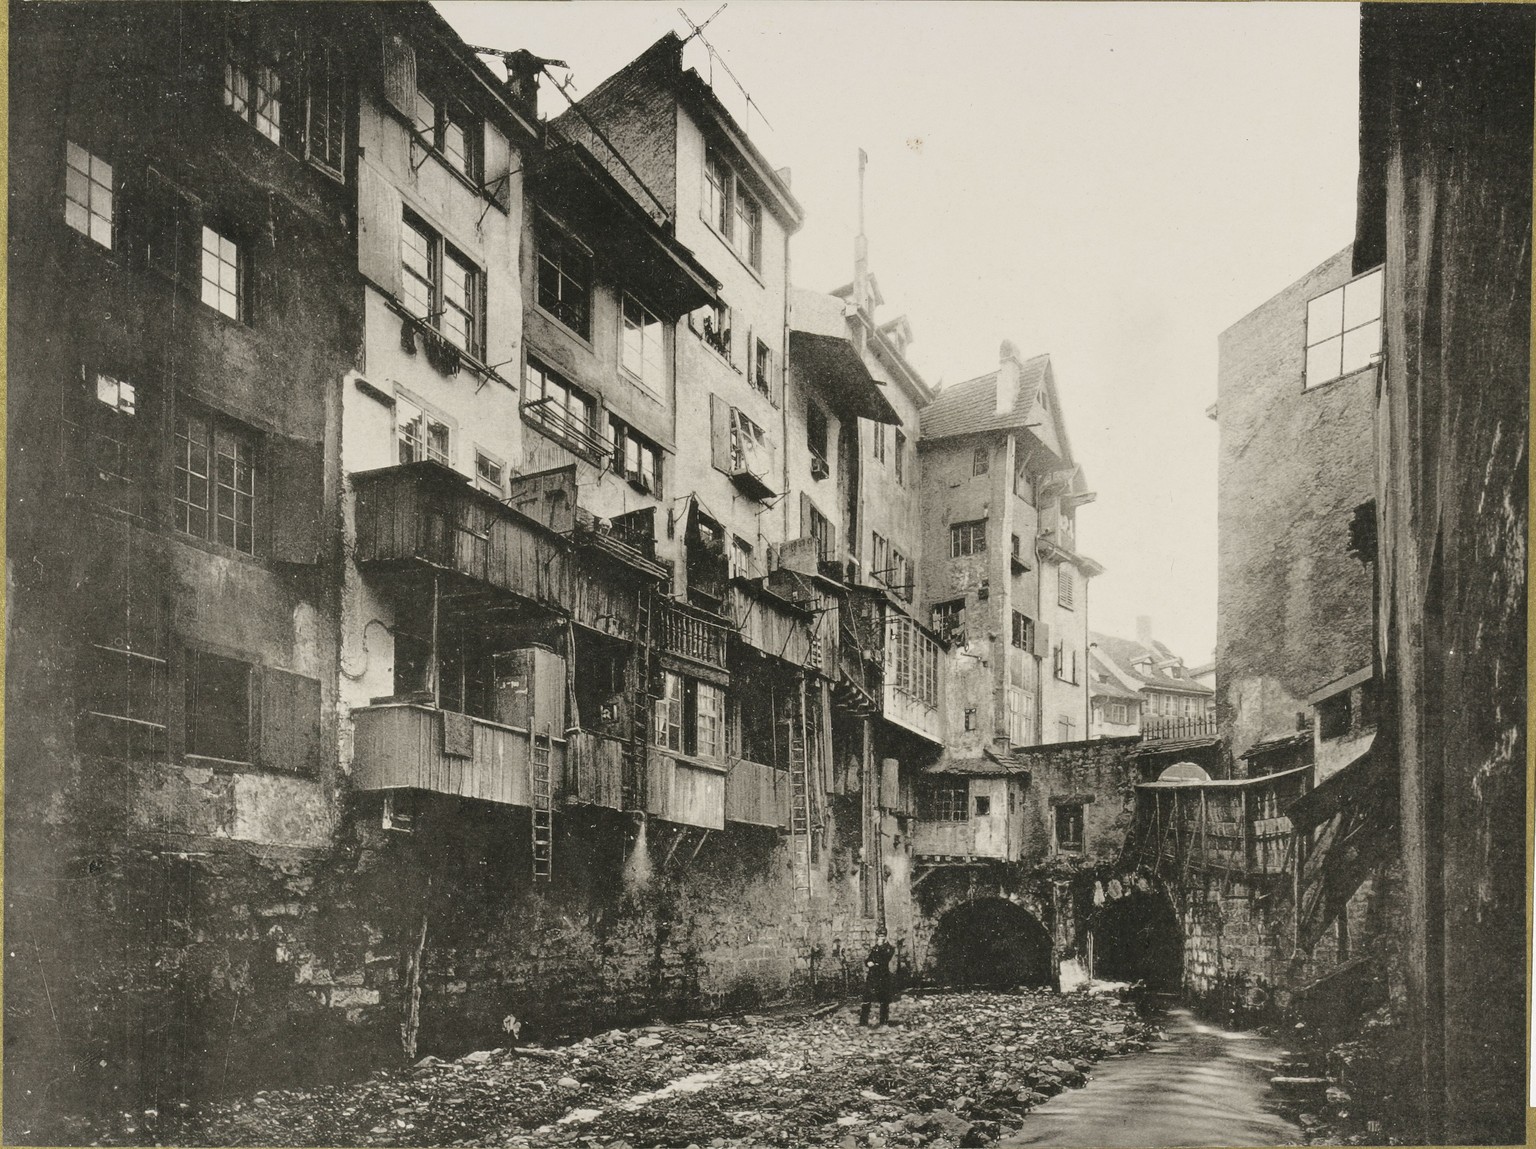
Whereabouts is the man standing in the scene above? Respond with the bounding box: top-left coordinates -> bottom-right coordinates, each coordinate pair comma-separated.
859,928 -> 896,1027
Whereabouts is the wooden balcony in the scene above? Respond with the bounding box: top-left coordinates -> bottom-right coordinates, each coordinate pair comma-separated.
725,759 -> 789,829
1131,764 -> 1312,878
659,600 -> 731,672
564,729 -> 625,811
558,729 -> 726,830
351,702 -> 547,807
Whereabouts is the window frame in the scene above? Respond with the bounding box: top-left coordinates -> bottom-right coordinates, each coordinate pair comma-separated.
64,140 -> 114,249
932,598 -> 965,637
401,210 -> 485,360
620,293 -> 667,395
184,648 -> 255,765
973,446 -> 989,476
395,392 -> 452,467
609,416 -> 663,496
535,217 -> 594,341
1305,268 -> 1383,390
950,519 -> 988,558
525,356 -> 602,456
199,223 -> 244,321
412,77 -> 482,183
174,406 -> 260,556
304,40 -> 349,179
921,783 -> 970,823
473,447 -> 506,497
1011,610 -> 1034,651
689,298 -> 733,361
702,144 -> 764,272
223,34 -> 285,145
1055,802 -> 1085,851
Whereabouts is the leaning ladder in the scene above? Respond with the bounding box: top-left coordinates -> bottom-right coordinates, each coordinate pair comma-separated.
531,727 -> 554,880
787,680 -> 814,897
623,586 -> 656,812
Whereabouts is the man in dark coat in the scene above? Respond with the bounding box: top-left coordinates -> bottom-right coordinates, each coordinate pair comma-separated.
859,928 -> 896,1026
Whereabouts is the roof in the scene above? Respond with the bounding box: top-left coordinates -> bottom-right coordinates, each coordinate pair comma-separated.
1241,731 -> 1312,760
919,354 -> 1050,441
1132,735 -> 1222,757
1090,672 -> 1143,702
926,749 -> 1032,778
1091,632 -> 1215,697
1140,764 -> 1313,791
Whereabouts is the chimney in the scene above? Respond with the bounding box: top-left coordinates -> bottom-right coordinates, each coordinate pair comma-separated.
1136,615 -> 1153,648
996,340 -> 1023,416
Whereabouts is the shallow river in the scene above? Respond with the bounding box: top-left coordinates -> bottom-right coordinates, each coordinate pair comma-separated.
1004,1008 -> 1303,1147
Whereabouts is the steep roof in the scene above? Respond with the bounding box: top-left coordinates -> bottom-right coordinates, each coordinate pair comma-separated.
919,354 -> 1050,441
1091,631 -> 1215,697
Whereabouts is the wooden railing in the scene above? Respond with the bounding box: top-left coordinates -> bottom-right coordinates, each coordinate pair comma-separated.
659,601 -> 730,670
1131,765 -> 1312,878
1141,715 -> 1219,741
351,703 -> 538,807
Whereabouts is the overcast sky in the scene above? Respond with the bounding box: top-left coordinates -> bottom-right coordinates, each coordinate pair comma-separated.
439,1 -> 1362,665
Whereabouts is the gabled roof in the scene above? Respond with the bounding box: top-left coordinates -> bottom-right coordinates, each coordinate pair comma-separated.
919,354 -> 1051,441
1091,631 -> 1215,697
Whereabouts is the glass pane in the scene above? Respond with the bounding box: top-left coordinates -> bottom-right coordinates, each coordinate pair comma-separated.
220,235 -> 237,263
219,260 -> 238,292
91,154 -> 112,185
1306,287 -> 1344,343
1305,336 -> 1342,387
65,200 -> 89,234
414,91 -> 436,136
91,180 -> 112,218
66,166 -> 89,207
202,278 -> 221,310
67,140 -> 89,173
1340,320 -> 1382,375
1344,269 -> 1383,329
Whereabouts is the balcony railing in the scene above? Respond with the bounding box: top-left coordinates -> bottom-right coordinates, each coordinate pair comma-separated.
1130,764 -> 1311,878
659,601 -> 730,670
1141,715 -> 1219,741
351,702 -> 542,807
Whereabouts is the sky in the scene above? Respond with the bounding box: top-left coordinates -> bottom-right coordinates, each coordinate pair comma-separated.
439,0 -> 1363,665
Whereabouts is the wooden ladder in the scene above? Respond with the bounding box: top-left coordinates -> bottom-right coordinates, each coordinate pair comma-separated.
623,586 -> 656,813
531,727 -> 554,880
787,680 -> 814,898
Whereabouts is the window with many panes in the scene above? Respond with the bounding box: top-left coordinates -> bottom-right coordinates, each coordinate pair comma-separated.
401,213 -> 483,358
537,223 -> 592,338
526,356 -> 596,438
1055,802 -> 1084,850
1011,610 -> 1034,650
412,82 -> 481,181
621,295 -> 666,393
185,649 -> 253,763
695,681 -> 724,760
474,448 -> 505,496
655,670 -> 685,751
1305,268 -> 1383,389
950,519 -> 987,558
396,394 -> 450,466
921,784 -> 969,822
64,141 -> 113,248
973,446 -> 989,475
201,226 -> 242,319
654,672 -> 723,759
224,37 -> 283,144
703,145 -> 763,271
610,417 -> 662,494
1008,686 -> 1035,746
887,615 -> 939,708
175,409 -> 257,554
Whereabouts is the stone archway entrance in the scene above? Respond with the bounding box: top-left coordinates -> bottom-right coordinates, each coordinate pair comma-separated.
1092,884 -> 1183,992
929,898 -> 1054,988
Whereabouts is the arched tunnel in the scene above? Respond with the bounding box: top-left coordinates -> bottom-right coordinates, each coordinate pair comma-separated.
1092,885 -> 1183,993
929,898 -> 1055,988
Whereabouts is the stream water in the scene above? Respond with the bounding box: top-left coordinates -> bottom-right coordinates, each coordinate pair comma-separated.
1005,1008 -> 1304,1147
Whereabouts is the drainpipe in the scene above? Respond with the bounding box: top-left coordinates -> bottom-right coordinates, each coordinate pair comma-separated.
1086,639 -> 1096,740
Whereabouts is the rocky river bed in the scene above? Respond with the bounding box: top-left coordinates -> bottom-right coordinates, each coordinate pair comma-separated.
93,988 -> 1161,1148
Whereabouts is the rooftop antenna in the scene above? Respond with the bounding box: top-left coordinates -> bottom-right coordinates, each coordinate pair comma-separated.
677,5 -> 774,135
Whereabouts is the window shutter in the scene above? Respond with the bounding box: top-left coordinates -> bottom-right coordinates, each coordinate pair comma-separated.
709,393 -> 732,473
143,169 -> 201,287
268,434 -> 325,563
356,161 -> 403,297
260,667 -> 322,775
800,491 -> 814,540
1033,619 -> 1051,658
827,518 -> 837,562
381,32 -> 416,120
484,120 -> 513,209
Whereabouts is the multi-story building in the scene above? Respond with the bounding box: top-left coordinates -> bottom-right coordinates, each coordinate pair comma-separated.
1089,620 -> 1216,741
1214,246 -> 1380,779
6,1 -> 365,1128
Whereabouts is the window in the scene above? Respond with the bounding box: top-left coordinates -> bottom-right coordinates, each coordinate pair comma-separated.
620,295 -> 666,393
1007,686 -> 1026,745
185,650 -> 253,763
1316,691 -> 1351,740
64,141 -> 113,248
610,418 -> 662,495
412,82 -> 481,180
689,299 -> 732,360
807,403 -> 829,476
175,410 -> 257,554
921,784 -> 969,822
1014,460 -> 1034,502
224,38 -> 283,144
753,339 -> 773,399
1058,565 -> 1076,609
655,670 -> 685,752
695,681 -> 724,760
402,213 -> 483,358
1058,716 -> 1076,742
1011,611 -> 1034,651
525,356 -> 598,446
871,533 -> 890,584
305,42 -> 348,177
1306,268 -> 1383,388
654,672 -> 722,759
892,551 -> 912,602
474,449 -> 505,496
730,535 -> 756,581
536,220 -> 592,339
1053,643 -> 1078,684
95,372 -> 136,415
396,395 -> 450,466
950,519 -> 987,558
887,615 -> 939,708
807,500 -> 834,562
973,446 -> 989,476
872,424 -> 886,463
1104,702 -> 1132,726
974,795 -> 992,817
1055,803 -> 1084,851
730,409 -> 767,475
963,708 -> 977,732
894,429 -> 907,485
933,598 -> 965,637
703,145 -> 763,271
200,226 -> 242,319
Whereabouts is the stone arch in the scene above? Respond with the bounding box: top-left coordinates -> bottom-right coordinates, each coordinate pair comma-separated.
1090,874 -> 1183,993
927,897 -> 1055,988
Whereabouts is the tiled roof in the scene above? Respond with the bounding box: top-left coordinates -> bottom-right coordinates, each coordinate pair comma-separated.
1091,632 -> 1215,697
919,354 -> 1050,440
1090,673 -> 1143,702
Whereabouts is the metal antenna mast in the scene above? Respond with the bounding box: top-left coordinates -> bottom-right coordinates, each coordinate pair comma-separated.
676,5 -> 774,135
